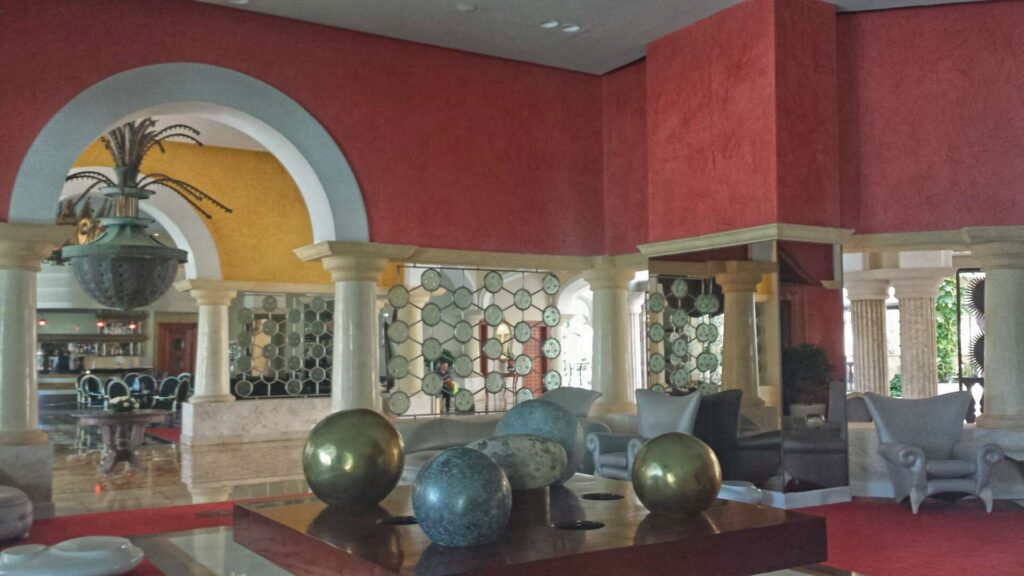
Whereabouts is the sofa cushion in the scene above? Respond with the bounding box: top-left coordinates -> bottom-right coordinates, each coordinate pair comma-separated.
597,451 -> 629,469
636,389 -> 701,440
926,459 -> 977,479
539,388 -> 602,418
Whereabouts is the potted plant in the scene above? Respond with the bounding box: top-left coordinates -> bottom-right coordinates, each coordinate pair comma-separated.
782,344 -> 832,417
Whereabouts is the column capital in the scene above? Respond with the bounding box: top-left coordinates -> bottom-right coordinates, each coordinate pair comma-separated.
0,223 -> 73,271
583,266 -> 635,291
296,241 -> 417,283
844,273 -> 890,301
968,241 -> 1024,271
175,280 -> 238,306
889,268 -> 953,300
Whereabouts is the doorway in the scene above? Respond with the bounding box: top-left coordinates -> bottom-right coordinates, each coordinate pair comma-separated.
157,323 -> 197,375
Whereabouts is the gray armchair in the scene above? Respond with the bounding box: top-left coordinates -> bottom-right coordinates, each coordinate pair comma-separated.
864,392 -> 1004,514
587,389 -> 701,481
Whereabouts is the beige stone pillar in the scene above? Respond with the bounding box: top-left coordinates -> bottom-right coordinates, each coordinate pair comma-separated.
964,232 -> 1024,428
0,223 -> 70,519
891,270 -> 951,399
176,282 -> 238,404
584,265 -> 635,413
846,275 -> 891,396
715,263 -> 765,407
297,242 -> 416,413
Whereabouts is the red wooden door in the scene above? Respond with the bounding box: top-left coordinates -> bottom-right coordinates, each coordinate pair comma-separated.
158,323 -> 197,375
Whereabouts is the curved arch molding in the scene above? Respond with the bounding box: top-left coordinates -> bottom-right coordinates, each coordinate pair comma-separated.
9,63 -> 368,245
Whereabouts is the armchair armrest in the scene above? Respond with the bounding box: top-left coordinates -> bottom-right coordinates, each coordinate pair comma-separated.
878,443 -> 926,469
952,442 -> 1004,465
953,442 -> 1004,493
586,432 -> 638,455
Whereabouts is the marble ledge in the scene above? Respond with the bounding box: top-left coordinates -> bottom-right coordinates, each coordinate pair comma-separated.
182,397 -> 331,446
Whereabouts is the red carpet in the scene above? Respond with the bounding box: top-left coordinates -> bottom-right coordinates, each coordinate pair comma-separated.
803,498 -> 1024,576
145,426 -> 181,444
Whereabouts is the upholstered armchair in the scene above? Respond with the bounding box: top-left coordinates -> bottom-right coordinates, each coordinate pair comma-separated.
587,389 -> 701,481
863,392 -> 1004,514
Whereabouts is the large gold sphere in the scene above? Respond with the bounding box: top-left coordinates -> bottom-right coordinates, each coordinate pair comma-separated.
303,409 -> 404,507
631,432 -> 721,517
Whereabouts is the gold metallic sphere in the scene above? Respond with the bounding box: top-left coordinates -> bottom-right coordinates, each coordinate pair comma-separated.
303,409 -> 405,507
631,432 -> 722,517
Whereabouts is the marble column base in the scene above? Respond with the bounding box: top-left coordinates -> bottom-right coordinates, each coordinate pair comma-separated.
188,395 -> 236,405
182,397 -> 331,446
0,442 -> 54,519
181,440 -> 306,486
977,413 -> 1024,430
848,423 -> 1024,500
589,401 -> 638,417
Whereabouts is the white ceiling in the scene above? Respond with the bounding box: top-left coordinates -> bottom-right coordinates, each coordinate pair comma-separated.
195,0 -> 986,74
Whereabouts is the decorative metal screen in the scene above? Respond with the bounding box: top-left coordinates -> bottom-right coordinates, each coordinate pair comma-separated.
645,276 -> 724,394
229,293 -> 333,398
383,267 -> 563,417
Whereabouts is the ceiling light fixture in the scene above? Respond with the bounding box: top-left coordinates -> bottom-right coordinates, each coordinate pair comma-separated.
540,20 -> 560,29
561,24 -> 581,33
226,0 -> 250,5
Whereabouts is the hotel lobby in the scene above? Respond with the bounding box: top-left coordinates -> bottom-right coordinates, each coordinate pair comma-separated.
2,0 -> 1024,574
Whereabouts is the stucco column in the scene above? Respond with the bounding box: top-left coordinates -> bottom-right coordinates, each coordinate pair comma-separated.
185,286 -> 238,403
969,239 -> 1024,428
297,242 -> 416,413
715,266 -> 764,407
322,255 -> 391,413
846,276 -> 891,396
891,270 -> 950,399
0,223 -> 69,519
585,266 -> 635,413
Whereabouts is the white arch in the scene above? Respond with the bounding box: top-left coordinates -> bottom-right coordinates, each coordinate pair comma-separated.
557,274 -> 591,314
59,167 -> 221,279
9,63 -> 368,243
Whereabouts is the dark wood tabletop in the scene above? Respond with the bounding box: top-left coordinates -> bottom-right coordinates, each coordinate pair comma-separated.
234,475 -> 827,576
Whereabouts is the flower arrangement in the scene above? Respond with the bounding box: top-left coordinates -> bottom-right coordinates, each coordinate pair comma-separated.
109,396 -> 139,413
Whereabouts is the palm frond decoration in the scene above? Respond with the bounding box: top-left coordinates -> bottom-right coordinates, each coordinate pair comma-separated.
969,332 -> 985,375
64,118 -> 232,221
964,277 -> 985,318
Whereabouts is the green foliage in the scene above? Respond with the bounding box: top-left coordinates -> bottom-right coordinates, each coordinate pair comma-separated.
889,373 -> 902,397
935,277 -> 958,381
782,344 -> 832,407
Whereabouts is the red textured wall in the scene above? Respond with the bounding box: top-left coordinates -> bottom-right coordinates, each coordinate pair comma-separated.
782,285 -> 845,379
837,1 -> 1024,233
0,0 -> 604,255
775,0 -> 839,228
646,0 -> 778,243
602,61 -> 648,254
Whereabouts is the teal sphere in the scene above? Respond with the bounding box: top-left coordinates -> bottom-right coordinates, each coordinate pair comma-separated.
413,447 -> 512,547
497,399 -> 583,481
302,409 -> 404,507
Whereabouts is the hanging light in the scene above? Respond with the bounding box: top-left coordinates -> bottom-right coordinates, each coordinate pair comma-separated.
60,119 -> 232,310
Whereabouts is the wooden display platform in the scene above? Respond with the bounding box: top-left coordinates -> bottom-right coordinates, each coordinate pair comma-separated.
234,476 -> 827,576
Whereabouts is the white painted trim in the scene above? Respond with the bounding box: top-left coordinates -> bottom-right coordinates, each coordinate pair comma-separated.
9,63 -> 368,244
60,167 -> 221,280
639,224 -> 854,258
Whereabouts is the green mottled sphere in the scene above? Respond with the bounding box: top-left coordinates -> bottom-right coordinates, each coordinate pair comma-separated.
632,432 -> 721,517
303,409 -> 404,507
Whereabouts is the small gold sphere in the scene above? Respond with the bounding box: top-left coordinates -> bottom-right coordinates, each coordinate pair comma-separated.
632,432 -> 722,517
303,409 -> 404,507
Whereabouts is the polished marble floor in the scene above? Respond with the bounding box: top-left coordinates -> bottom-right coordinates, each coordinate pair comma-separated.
42,398 -> 308,516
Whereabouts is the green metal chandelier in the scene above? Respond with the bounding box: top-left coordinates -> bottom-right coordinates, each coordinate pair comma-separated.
61,118 -> 232,310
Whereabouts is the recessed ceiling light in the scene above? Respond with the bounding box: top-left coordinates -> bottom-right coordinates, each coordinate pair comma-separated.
226,0 -> 250,5
456,3 -> 476,12
561,24 -> 581,33
540,20 -> 560,29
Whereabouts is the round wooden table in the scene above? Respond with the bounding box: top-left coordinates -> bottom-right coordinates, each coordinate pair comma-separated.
72,409 -> 171,474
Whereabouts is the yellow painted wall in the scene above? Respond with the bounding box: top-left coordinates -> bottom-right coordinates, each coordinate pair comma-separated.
74,141 -> 330,284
